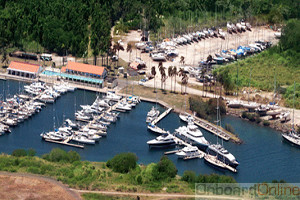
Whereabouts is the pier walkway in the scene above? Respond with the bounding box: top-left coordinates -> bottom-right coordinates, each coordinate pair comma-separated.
152,108 -> 172,125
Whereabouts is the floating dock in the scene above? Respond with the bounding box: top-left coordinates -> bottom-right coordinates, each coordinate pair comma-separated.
152,108 -> 173,125
44,138 -> 84,149
193,119 -> 230,141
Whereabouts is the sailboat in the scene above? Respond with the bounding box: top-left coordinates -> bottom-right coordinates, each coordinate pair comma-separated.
282,82 -> 300,147
228,63 -> 242,108
242,67 -> 259,109
205,98 -> 239,171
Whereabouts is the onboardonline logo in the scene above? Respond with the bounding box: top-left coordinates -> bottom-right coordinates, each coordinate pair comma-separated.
195,183 -> 300,199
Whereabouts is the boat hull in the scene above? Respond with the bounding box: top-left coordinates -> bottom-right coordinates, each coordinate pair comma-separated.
282,134 -> 300,147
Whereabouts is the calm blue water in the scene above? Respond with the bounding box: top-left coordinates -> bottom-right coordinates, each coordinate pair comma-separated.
0,80 -> 299,183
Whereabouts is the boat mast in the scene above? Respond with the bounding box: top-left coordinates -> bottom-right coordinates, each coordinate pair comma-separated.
248,67 -> 252,104
216,97 -> 220,145
292,81 -> 295,130
273,68 -> 276,108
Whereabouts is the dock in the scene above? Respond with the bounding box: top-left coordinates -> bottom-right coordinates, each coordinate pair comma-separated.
44,138 -> 84,149
194,119 -> 230,141
193,116 -> 242,144
152,107 -> 173,125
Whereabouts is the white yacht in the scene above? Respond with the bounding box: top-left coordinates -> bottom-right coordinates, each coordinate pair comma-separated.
72,135 -> 95,144
147,134 -> 176,148
116,101 -> 132,111
179,113 -> 194,123
146,106 -> 160,123
206,144 -> 239,168
175,122 -> 209,151
106,91 -> 121,101
176,146 -> 202,159
204,154 -> 237,173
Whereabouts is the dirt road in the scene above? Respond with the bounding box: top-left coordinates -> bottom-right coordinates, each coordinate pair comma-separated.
0,172 -> 81,200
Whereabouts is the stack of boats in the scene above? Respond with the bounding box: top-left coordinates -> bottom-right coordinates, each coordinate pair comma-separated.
41,93 -> 140,145
0,81 -> 75,135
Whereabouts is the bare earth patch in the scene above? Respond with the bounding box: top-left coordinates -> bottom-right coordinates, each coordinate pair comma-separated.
0,172 -> 81,200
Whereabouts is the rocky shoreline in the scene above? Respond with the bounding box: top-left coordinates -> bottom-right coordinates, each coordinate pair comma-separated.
227,108 -> 291,134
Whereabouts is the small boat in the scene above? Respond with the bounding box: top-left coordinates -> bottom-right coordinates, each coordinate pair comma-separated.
179,113 -> 194,123
242,102 -> 259,109
147,123 -> 168,134
72,135 -> 95,144
266,109 -> 281,116
146,106 -> 160,123
106,91 -> 122,101
279,112 -> 291,122
282,129 -> 300,147
176,146 -> 202,159
151,53 -> 166,61
227,100 -> 242,108
147,134 -> 176,148
65,119 -> 79,130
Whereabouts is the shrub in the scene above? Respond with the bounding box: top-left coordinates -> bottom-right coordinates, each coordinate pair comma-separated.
255,116 -> 262,124
181,170 -> 196,183
263,120 -> 270,126
106,152 -> 137,173
225,124 -> 235,134
42,148 -> 80,163
27,148 -> 36,157
136,174 -> 143,185
152,156 -> 177,181
27,166 -> 40,174
12,149 -> 27,157
241,112 -> 248,119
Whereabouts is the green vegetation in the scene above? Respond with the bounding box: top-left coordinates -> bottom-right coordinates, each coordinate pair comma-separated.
106,153 -> 138,173
82,193 -> 137,200
225,124 -> 235,133
189,96 -> 226,120
1,0 -> 299,58
0,148 -> 240,194
12,148 -> 36,157
215,19 -> 300,108
263,120 -> 270,126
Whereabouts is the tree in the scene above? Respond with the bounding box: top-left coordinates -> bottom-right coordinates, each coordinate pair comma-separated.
168,66 -> 173,92
151,66 -> 156,92
152,156 -> 177,181
90,2 -> 111,66
1,50 -> 9,67
106,152 -> 138,173
179,56 -> 185,66
27,148 -> 36,157
126,43 -> 132,62
178,68 -> 184,93
280,19 -> 300,52
113,43 -> 124,67
12,149 -> 27,157
172,66 -> 178,93
158,62 -> 165,90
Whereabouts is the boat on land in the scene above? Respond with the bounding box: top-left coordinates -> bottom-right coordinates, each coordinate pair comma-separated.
147,134 -> 176,148
281,82 -> 300,147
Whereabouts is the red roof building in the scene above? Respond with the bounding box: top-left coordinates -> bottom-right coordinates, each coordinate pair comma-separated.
61,61 -> 107,79
7,61 -> 42,79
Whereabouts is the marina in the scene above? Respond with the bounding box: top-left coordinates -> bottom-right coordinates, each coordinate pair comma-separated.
0,80 -> 299,182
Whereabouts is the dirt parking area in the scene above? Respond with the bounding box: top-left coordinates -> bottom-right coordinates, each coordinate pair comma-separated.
0,172 -> 81,200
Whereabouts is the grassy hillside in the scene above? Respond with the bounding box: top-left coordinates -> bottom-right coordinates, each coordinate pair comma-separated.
216,47 -> 300,108
0,148 -> 237,195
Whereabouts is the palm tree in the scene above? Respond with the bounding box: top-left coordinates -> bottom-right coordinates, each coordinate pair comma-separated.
168,66 -> 173,92
179,56 -> 185,67
158,62 -> 165,90
172,66 -> 177,93
1,51 -> 9,67
126,43 -> 132,62
178,68 -> 184,94
113,43 -> 124,67
151,66 -> 156,92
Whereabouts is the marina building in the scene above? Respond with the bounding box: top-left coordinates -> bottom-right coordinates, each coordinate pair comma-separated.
62,61 -> 107,79
7,61 -> 43,79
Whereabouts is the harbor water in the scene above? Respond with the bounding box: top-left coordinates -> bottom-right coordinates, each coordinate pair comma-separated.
0,80 -> 299,183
